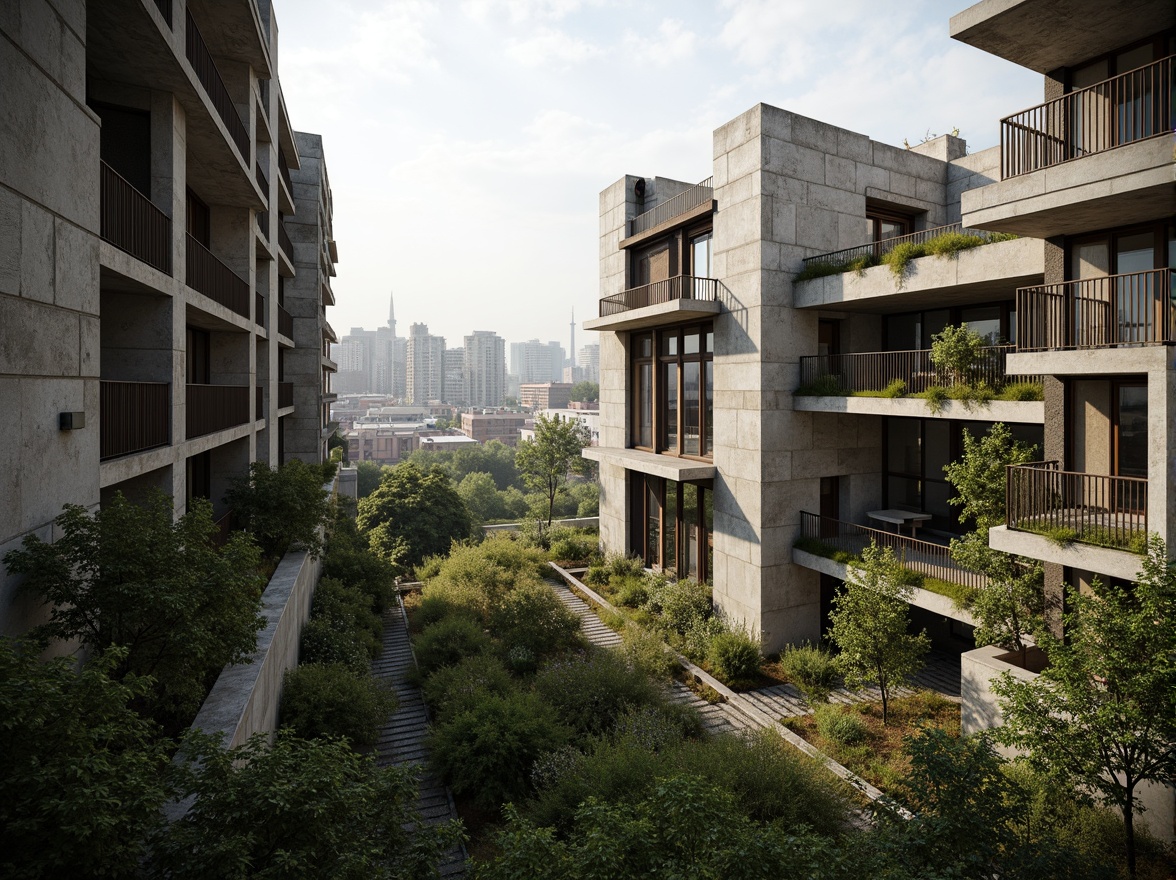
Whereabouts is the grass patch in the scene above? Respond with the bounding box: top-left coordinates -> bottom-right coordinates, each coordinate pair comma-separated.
795,230 -> 1020,286
853,379 -> 906,398
996,381 -> 1043,401
1022,523 -> 1148,554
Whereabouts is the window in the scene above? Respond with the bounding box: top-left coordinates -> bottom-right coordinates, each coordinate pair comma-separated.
866,208 -> 912,246
630,474 -> 712,580
630,323 -> 713,459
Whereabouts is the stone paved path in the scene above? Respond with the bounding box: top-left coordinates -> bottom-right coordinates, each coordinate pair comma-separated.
372,601 -> 467,878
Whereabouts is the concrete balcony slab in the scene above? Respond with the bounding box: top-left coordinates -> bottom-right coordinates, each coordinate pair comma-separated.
792,395 -> 1044,423
584,298 -> 722,333
988,524 -> 1143,581
582,446 -> 716,482
1007,344 -> 1170,377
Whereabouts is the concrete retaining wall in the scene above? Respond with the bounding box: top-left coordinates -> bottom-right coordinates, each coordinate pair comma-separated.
484,516 -> 600,533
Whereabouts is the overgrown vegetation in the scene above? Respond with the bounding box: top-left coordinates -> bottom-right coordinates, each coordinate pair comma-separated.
794,230 -> 1018,286
226,459 -> 337,561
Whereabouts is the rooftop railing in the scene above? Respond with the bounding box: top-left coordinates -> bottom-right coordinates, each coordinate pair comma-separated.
628,177 -> 713,237
1007,461 -> 1147,553
186,384 -> 250,438
186,234 -> 250,318
277,303 -> 294,339
798,346 -> 1041,395
100,381 -> 170,460
798,511 -> 986,590
100,161 -> 172,275
185,7 -> 250,161
1001,54 -> 1173,178
599,274 -> 719,317
1016,269 -> 1175,351
800,222 -> 1006,273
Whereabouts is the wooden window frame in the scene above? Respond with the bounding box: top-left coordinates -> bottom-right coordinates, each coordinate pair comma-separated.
630,323 -> 713,460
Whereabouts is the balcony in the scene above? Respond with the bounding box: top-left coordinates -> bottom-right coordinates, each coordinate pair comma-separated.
186,234 -> 250,319
585,275 -> 722,332
278,381 -> 294,409
278,218 -> 293,260
186,384 -> 250,438
627,177 -> 713,239
255,291 -> 265,327
1007,461 -> 1147,553
1002,56 -> 1172,179
254,160 -> 268,198
1016,269 -> 1175,351
798,346 -> 1041,396
185,8 -> 250,161
277,303 -> 294,339
796,511 -> 986,594
100,161 -> 172,275
798,223 -> 1016,280
100,381 -> 170,461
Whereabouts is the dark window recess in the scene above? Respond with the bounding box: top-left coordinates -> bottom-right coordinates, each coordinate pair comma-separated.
186,188 -> 211,248
186,450 -> 211,504
90,102 -> 152,197
186,327 -> 211,384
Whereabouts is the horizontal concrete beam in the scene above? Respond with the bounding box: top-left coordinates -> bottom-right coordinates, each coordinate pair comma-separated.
988,524 -> 1143,582
583,446 -> 717,481
793,395 -> 1044,424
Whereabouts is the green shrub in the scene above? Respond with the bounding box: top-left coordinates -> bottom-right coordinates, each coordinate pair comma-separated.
612,702 -> 703,750
299,617 -> 371,673
646,577 -> 712,636
614,575 -> 649,607
998,381 -> 1044,401
428,690 -> 569,809
619,625 -> 679,682
547,528 -> 597,564
795,373 -> 846,397
681,615 -> 726,663
780,642 -> 839,702
420,654 -> 518,722
707,629 -> 762,687
813,703 -> 868,745
856,378 -> 906,398
489,581 -> 582,660
533,650 -> 665,742
312,577 -> 381,647
881,241 -> 927,278
410,592 -> 470,632
603,552 -> 646,581
322,509 -> 396,612
413,615 -> 491,675
583,564 -> 610,587
923,231 -> 987,257
280,662 -> 396,749
413,553 -> 445,583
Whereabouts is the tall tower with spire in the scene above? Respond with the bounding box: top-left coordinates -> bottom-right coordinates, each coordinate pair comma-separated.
569,308 -> 576,368
388,290 -> 396,336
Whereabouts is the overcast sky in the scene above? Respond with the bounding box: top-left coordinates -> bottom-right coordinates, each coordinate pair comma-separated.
274,0 -> 1040,354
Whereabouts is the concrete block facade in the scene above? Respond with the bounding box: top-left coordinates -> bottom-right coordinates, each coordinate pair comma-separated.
0,0 -> 337,638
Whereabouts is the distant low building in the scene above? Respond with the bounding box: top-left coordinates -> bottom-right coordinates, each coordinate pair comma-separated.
520,382 -> 573,410
520,409 -> 600,446
460,412 -> 528,447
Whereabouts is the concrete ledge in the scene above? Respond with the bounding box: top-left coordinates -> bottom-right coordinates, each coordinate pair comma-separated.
960,644 -> 1038,739
792,395 -> 1043,424
1007,344 -> 1171,377
484,516 -> 599,533
583,446 -> 717,481
584,298 -> 722,332
792,548 -> 977,627
988,525 -> 1143,582
794,237 -> 1043,312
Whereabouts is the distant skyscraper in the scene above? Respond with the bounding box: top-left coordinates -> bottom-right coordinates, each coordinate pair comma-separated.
406,323 -> 445,404
464,330 -> 506,407
444,347 -> 465,404
578,343 -> 600,383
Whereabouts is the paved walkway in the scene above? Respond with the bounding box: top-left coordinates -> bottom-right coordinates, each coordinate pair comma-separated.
372,601 -> 467,878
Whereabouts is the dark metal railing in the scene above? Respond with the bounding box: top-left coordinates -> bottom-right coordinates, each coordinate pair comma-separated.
152,0 -> 172,27
801,222 -> 1005,272
277,303 -> 294,338
628,177 -> 714,237
798,345 -> 1041,394
278,218 -> 293,258
100,380 -> 170,460
278,149 -> 294,196
100,161 -> 172,274
185,7 -> 250,160
1007,461 -> 1147,552
599,275 -> 719,317
798,511 -> 986,590
255,291 -> 265,326
1001,55 -> 1173,178
278,381 -> 294,408
186,234 -> 250,318
1016,269 -> 1176,351
255,384 -> 264,419
255,160 -> 268,196
186,384 -> 250,438
256,210 -> 268,239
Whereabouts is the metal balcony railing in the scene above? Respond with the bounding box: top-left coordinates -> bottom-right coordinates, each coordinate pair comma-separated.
255,160 -> 268,196
185,7 -> 250,160
278,381 -> 294,409
278,217 -> 293,259
100,161 -> 172,275
628,177 -> 713,237
256,210 -> 268,240
186,234 -> 250,318
277,303 -> 294,338
798,345 -> 1040,395
100,381 -> 170,460
800,222 -> 1006,273
599,275 -> 719,317
1001,55 -> 1173,178
278,149 -> 294,196
798,511 -> 986,590
1007,461 -> 1147,552
186,384 -> 250,438
1016,269 -> 1176,351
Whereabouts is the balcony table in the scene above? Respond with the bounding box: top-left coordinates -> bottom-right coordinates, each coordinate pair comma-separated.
866,509 -> 932,539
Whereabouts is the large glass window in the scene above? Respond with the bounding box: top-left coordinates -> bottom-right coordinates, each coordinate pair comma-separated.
631,322 -> 713,459
631,473 -> 711,580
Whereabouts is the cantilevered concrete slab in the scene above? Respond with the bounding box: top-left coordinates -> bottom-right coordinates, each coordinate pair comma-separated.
583,446 -> 717,482
584,298 -> 722,332
793,396 -> 1044,424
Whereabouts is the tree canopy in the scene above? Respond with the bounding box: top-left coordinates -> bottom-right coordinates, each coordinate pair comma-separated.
226,459 -> 336,561
568,381 -> 599,403
515,414 -> 592,527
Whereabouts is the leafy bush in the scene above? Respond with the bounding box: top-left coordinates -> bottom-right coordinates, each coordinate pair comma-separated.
707,629 -> 762,687
489,581 -> 582,660
312,577 -> 381,653
322,500 -> 395,612
226,459 -> 335,561
612,702 -> 703,751
412,615 -> 491,675
999,380 -> 1044,401
924,231 -> 988,257
299,617 -> 372,673
280,663 -> 396,749
856,378 -> 906,398
533,650 -> 666,742
645,577 -> 712,636
614,576 -> 649,607
813,703 -> 868,745
413,553 -> 445,583
681,615 -> 726,662
619,625 -> 679,682
881,241 -> 926,278
420,654 -> 519,723
548,529 -> 598,564
779,642 -> 839,702
428,690 -> 570,809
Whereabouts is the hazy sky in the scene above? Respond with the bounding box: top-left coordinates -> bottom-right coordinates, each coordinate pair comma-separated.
274,0 -> 1040,353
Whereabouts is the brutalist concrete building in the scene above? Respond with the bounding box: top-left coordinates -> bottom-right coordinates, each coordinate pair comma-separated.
0,0 -> 339,636
586,0 -> 1173,656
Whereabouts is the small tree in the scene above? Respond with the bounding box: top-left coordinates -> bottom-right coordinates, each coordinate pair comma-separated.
944,422 -> 1043,664
354,460 -> 385,499
357,461 -> 473,576
4,492 -> 265,724
0,641 -> 170,878
930,323 -> 986,386
457,471 -> 510,524
226,459 -> 336,561
516,413 -> 592,528
992,536 -> 1176,877
569,380 -> 599,403
827,542 -> 929,724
